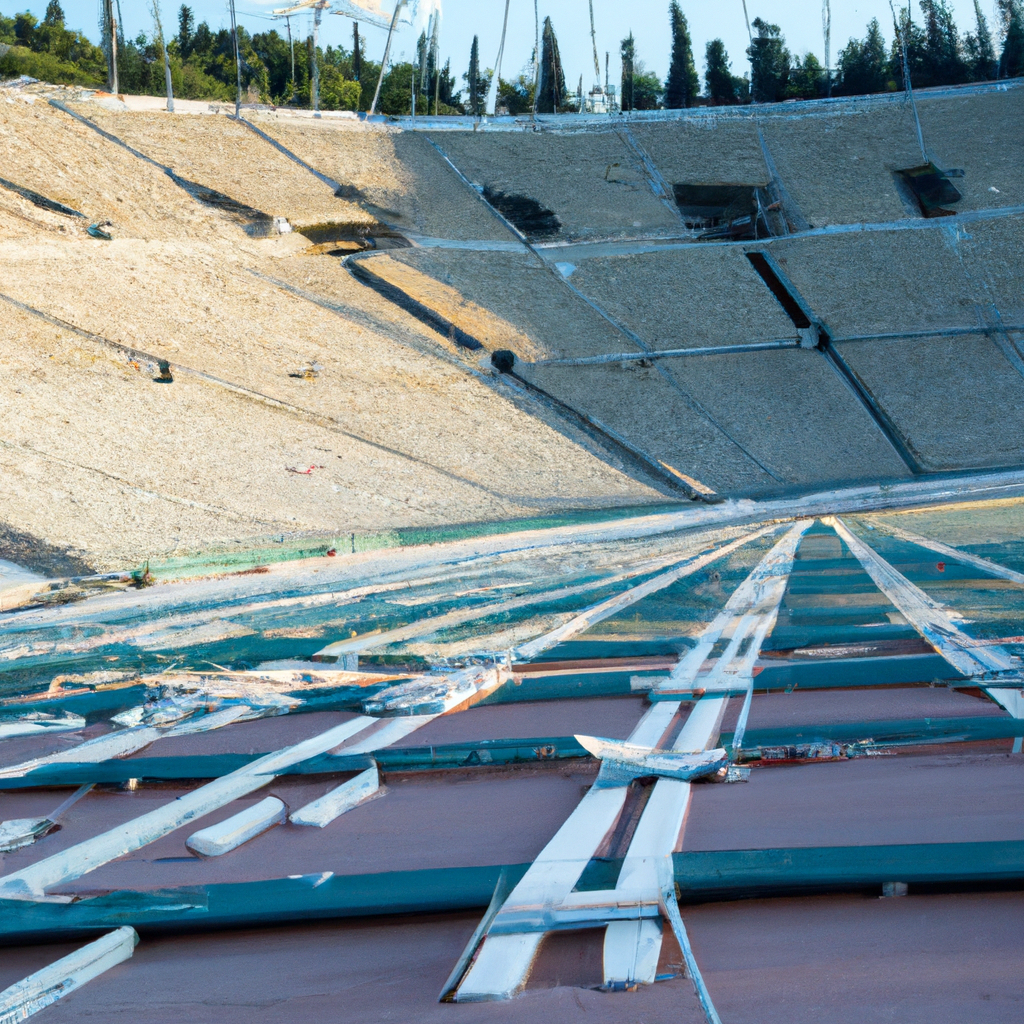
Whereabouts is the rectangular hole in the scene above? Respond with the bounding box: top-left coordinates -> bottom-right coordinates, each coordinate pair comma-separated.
895,163 -> 962,218
746,251 -> 812,328
673,183 -> 756,228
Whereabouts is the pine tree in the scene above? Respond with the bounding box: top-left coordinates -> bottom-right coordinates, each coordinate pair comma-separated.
664,1 -> 699,108
620,32 -> 635,111
177,5 -> 193,58
43,0 -> 65,27
747,18 -> 791,102
919,0 -> 970,85
836,18 -> 890,95
704,38 -> 735,103
352,23 -> 361,81
537,17 -> 566,112
964,1 -> 997,79
467,35 -> 480,114
999,0 -> 1024,78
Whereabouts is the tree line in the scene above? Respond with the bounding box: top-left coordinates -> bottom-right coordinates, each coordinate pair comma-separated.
2,0 -> 1023,112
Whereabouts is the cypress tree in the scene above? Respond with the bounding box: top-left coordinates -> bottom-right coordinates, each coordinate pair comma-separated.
747,18 -> 791,102
664,1 -> 699,108
704,39 -> 735,103
467,35 -> 480,114
43,0 -> 64,26
620,32 -> 635,111
919,0 -> 970,85
537,17 -> 566,113
999,0 -> 1024,78
352,23 -> 361,81
177,4 -> 193,57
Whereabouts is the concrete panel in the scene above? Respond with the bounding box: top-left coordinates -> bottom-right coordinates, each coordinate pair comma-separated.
629,118 -> 768,187
682,753 -> 1024,850
769,226 -> 1019,337
837,334 -> 1024,471
518,362 -> 777,495
760,103 -> 923,226
567,248 -> 798,350
26,916 -> 706,1023
429,129 -> 681,242
387,249 -> 628,359
686,893 -> 1024,1024
664,348 -> 912,486
916,86 -> 1024,213
252,120 -> 510,241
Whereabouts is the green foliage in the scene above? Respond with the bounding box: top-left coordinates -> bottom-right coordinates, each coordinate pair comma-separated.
1000,0 -> 1024,78
965,0 -> 998,79
320,63 -> 360,111
836,18 -> 891,95
632,69 -> 662,108
918,0 -> 971,85
786,52 -> 825,98
536,16 -> 567,112
497,70 -> 534,114
704,37 -> 750,103
0,9 -> 105,85
0,41 -> 102,84
664,0 -> 698,108
620,32 -> 635,110
619,31 -> 660,110
464,34 -> 485,114
747,18 -> 791,102
177,4 -> 193,57
704,38 -> 733,102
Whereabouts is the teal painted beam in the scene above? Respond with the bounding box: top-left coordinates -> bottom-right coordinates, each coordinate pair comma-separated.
0,736 -> 592,789
723,715 -> 1024,752
1,841 -> 1022,943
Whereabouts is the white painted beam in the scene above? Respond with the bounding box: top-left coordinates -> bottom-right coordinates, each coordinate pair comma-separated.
0,704 -> 254,780
868,519 -> 1024,586
456,521 -> 810,1001
0,715 -> 378,899
290,765 -> 381,827
604,519 -> 810,989
0,927 -> 138,1021
827,516 -> 1019,677
0,713 -> 85,741
186,796 -> 287,856
0,783 -> 94,853
514,526 -> 777,661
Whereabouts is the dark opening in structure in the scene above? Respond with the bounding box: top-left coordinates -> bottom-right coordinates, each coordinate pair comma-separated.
895,163 -> 962,218
745,252 -> 812,328
299,222 -> 411,250
481,186 -> 560,239
673,183 -> 757,228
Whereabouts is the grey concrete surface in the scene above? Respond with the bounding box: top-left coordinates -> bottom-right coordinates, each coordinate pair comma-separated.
837,334 -> 1024,471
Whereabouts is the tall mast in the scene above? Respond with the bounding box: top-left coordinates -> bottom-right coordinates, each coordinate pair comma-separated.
229,0 -> 241,116
369,1 -> 404,116
311,1 -> 324,117
485,0 -> 512,115
822,0 -> 832,97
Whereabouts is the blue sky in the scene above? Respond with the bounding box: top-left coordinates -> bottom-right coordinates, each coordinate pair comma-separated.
4,0 -> 1002,92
